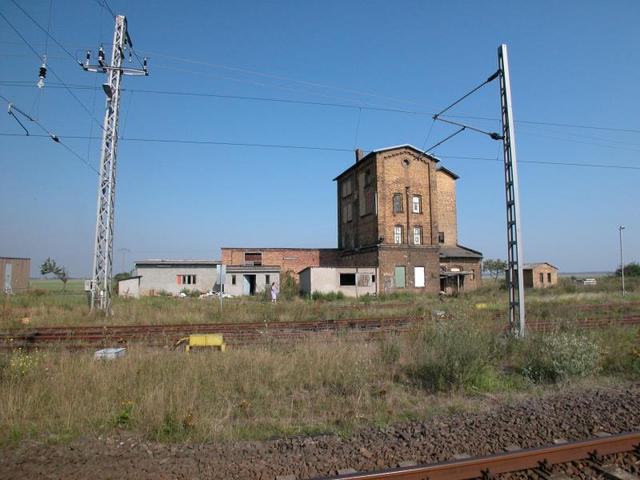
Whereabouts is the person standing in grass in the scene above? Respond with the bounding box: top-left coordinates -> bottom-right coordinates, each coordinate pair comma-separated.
271,282 -> 279,303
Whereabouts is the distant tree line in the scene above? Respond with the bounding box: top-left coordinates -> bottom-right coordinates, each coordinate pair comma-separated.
617,262 -> 640,277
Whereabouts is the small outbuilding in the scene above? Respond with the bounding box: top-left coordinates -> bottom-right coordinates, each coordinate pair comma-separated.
523,263 -> 559,288
118,276 -> 141,298
135,260 -> 220,296
1,257 -> 30,294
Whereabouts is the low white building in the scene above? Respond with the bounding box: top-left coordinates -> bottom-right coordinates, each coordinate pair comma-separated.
135,260 -> 220,296
118,275 -> 141,298
223,265 -> 280,296
299,267 -> 377,297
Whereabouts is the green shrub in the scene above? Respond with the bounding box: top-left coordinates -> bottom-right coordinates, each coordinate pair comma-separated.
521,332 -> 601,383
278,272 -> 299,300
408,320 -> 498,392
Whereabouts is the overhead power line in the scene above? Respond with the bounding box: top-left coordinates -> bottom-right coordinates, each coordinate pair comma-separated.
2,131 -> 638,171
0,10 -> 106,133
1,81 -> 638,137
0,94 -> 98,174
8,0 -> 78,64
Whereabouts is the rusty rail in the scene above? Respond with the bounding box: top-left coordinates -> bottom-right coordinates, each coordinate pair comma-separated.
319,431 -> 640,480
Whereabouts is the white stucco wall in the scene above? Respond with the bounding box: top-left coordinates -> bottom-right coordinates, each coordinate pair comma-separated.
300,267 -> 377,297
224,271 -> 280,297
118,277 -> 140,298
137,265 -> 218,295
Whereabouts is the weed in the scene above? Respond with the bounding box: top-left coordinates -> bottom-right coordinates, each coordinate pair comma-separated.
521,331 -> 602,383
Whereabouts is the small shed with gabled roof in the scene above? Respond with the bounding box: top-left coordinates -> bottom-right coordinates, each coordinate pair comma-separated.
523,262 -> 559,288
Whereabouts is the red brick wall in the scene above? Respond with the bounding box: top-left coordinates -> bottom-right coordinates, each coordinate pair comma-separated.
221,248 -> 340,280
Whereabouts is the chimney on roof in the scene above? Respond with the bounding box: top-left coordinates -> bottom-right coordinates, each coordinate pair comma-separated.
355,148 -> 364,163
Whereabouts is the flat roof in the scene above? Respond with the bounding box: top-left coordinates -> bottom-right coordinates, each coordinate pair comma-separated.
0,256 -> 31,261
136,259 -> 220,266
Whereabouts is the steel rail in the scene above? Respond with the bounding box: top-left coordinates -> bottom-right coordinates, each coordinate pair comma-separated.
319,431 -> 640,480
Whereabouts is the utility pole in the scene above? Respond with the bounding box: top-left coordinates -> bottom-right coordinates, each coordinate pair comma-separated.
498,44 -> 526,337
619,225 -> 625,296
83,15 -> 147,314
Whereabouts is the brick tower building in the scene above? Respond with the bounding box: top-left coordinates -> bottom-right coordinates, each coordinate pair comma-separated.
334,145 -> 482,293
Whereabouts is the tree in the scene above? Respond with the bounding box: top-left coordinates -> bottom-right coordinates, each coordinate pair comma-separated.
483,259 -> 507,281
616,262 -> 640,277
40,257 -> 69,290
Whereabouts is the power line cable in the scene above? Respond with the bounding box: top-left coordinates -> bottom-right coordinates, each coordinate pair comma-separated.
433,70 -> 500,118
1,80 -> 639,137
2,131 -> 638,171
141,50 -> 423,108
92,0 -> 115,19
0,11 -> 106,133
0,94 -> 99,174
8,0 -> 79,65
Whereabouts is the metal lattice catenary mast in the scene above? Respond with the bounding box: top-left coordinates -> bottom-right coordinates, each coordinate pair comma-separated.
83,15 -> 147,313
498,44 -> 526,336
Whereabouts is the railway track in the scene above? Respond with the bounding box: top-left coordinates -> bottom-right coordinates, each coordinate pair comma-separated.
1,303 -> 639,350
319,431 -> 640,480
0,315 -> 421,349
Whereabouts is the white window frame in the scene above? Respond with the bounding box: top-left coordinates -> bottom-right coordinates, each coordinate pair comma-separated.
394,225 -> 403,244
413,226 -> 422,245
412,195 -> 421,213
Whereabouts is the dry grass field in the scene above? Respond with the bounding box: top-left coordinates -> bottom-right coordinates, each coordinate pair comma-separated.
0,276 -> 638,446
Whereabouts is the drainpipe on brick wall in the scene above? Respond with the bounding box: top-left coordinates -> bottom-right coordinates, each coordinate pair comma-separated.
405,186 -> 410,245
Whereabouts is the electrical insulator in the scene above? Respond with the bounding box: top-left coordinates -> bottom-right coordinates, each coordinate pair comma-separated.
37,57 -> 47,88
85,50 -> 91,68
98,47 -> 105,63
143,57 -> 148,72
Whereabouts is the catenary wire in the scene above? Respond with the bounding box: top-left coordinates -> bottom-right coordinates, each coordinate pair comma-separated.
0,94 -> 99,174
1,81 -> 638,139
1,132 -> 638,171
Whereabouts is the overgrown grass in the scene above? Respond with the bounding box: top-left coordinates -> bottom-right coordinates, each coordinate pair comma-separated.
1,319 -> 638,445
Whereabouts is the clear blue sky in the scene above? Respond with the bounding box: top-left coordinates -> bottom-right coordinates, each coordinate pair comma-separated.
0,0 -> 638,277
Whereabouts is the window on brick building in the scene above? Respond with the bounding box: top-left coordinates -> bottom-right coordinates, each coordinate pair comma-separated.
177,274 -> 196,285
539,272 -> 544,283
342,202 -> 353,223
394,225 -> 403,244
414,266 -> 425,288
413,226 -> 422,245
231,275 -> 236,285
244,252 -> 262,266
438,231 -> 445,244
340,273 -> 356,286
341,177 -> 353,197
265,275 -> 270,285
364,169 -> 373,187
412,195 -> 422,213
392,193 -> 403,213
547,272 -> 552,283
